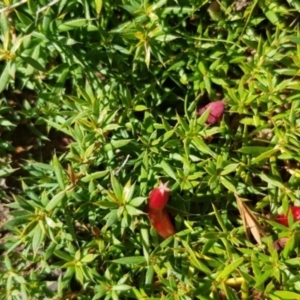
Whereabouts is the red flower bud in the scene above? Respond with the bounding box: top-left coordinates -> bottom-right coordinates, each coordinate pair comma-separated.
198,100 -> 225,125
148,208 -> 175,239
148,181 -> 170,211
275,206 -> 300,226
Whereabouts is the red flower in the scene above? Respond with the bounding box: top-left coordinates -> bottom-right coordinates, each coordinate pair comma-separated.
147,181 -> 175,238
275,206 -> 300,226
198,100 -> 225,125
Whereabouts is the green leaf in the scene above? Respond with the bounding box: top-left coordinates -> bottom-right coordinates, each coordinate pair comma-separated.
81,170 -> 109,182
0,63 -> 10,93
0,167 -> 18,177
65,210 -> 78,243
182,240 -> 211,275
216,257 -> 244,280
192,137 -> 214,156
222,283 -> 239,300
251,148 -> 279,164
282,235 -> 295,259
155,34 -> 179,42
46,191 -> 66,212
20,55 -> 45,72
212,203 -> 228,233
111,256 -> 146,265
95,0 -> 103,14
111,139 -> 131,148
32,223 -> 45,255
254,269 -> 274,288
59,19 -> 88,31
53,250 -> 74,261
220,176 -> 236,192
95,201 -> 119,208
258,173 -> 284,188
125,205 -> 145,216
5,215 -> 34,228
81,254 -> 97,263
220,164 -> 239,176
75,265 -> 84,285
13,195 -> 35,212
160,160 -> 177,180
105,209 -> 118,228
122,180 -> 135,203
52,153 -> 65,190
0,11 -> 10,36
129,197 -> 146,207
134,105 -> 148,111
271,290 -> 300,299
285,257 -> 300,267
238,146 -> 273,155
211,77 -> 228,86
140,220 -> 150,264
110,173 -> 123,201
0,119 -> 16,127
112,284 -> 132,291
290,36 -> 300,44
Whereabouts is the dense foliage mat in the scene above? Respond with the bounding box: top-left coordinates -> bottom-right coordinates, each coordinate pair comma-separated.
1,0 -> 300,299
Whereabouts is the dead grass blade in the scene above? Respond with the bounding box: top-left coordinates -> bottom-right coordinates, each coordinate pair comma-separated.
235,193 -> 266,245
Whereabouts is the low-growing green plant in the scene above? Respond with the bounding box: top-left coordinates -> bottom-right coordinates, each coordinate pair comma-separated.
1,0 -> 300,299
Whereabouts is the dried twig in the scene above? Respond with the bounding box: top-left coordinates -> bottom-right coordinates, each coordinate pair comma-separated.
35,0 -> 60,25
0,0 -> 27,14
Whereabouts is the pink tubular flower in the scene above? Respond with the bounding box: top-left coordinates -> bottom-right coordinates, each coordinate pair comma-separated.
198,100 -> 225,125
148,181 -> 170,211
147,181 -> 175,239
148,208 -> 175,239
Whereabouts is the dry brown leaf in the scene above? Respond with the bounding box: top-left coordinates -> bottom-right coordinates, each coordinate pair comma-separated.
235,193 -> 266,245
273,237 -> 289,251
